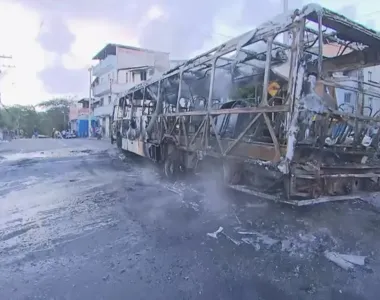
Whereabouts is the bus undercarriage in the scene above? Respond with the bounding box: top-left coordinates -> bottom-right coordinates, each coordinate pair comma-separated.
111,3 -> 380,205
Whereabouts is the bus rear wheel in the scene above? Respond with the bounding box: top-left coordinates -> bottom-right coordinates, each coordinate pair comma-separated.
164,157 -> 177,179
116,134 -> 122,149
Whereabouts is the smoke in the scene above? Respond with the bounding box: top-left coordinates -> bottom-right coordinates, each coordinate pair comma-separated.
11,0 -> 378,97
37,17 -> 75,55
238,0 -> 304,28
16,0 -> 232,58
34,15 -> 87,94
37,64 -> 88,95
138,0 -> 231,58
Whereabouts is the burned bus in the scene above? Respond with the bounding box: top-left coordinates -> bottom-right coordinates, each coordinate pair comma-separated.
111,3 -> 380,205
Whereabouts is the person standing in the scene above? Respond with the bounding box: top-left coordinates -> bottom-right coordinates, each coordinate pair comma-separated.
33,127 -> 38,138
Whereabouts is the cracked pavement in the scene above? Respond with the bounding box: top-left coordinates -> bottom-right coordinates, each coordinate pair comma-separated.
1,138 -> 380,299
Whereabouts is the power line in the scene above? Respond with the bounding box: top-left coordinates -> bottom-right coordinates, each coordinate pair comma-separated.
0,54 -> 15,109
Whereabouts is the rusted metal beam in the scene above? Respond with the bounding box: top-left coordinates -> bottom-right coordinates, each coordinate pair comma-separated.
223,113 -> 262,156
188,117 -> 206,146
209,116 -> 224,154
180,117 -> 188,150
260,37 -> 273,106
163,105 -> 289,117
262,113 -> 281,161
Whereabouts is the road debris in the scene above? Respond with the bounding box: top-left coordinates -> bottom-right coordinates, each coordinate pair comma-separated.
238,231 -> 278,247
221,232 -> 242,245
234,213 -> 242,225
324,251 -> 366,270
207,227 -> 223,239
241,237 -> 261,250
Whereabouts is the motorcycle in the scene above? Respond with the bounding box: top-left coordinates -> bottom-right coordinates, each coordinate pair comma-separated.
95,127 -> 102,140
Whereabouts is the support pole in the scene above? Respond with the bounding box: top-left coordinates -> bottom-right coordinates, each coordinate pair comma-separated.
88,67 -> 92,138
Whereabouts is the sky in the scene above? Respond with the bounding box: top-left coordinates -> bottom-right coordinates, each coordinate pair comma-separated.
0,0 -> 379,106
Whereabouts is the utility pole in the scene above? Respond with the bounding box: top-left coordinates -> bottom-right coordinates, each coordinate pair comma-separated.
0,55 -> 15,79
0,54 -> 15,108
0,55 -> 15,70
88,67 -> 93,138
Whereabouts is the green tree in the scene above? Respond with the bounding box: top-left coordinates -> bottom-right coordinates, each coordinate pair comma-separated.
0,105 -> 39,136
0,98 -> 73,137
36,98 -> 73,134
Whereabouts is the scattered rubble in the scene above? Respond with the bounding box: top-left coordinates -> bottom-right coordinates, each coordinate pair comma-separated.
238,231 -> 278,247
221,233 -> 242,246
324,251 -> 366,271
207,227 -> 223,239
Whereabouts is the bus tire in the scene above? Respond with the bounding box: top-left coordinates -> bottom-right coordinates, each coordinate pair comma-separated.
116,134 -> 122,149
164,157 -> 177,179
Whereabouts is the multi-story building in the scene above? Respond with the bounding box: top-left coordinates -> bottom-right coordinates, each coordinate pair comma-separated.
334,67 -> 380,116
306,43 -> 380,116
318,43 -> 380,116
90,43 -> 170,137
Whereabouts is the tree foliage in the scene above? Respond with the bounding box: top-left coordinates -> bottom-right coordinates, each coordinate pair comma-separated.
0,98 -> 73,137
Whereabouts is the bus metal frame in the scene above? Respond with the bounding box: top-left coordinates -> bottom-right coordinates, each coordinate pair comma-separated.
111,4 -> 380,205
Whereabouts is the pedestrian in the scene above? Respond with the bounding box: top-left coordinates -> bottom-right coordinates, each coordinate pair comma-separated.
33,127 -> 38,138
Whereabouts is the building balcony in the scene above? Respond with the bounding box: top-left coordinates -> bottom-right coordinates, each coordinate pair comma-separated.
92,82 -> 134,97
92,82 -> 111,97
112,82 -> 134,94
93,104 -> 114,117
92,55 -> 117,77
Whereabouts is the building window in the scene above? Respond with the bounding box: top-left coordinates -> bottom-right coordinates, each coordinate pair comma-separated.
140,71 -> 147,81
108,95 -> 111,104
368,71 -> 372,82
100,98 -> 104,106
344,93 -> 351,103
125,71 -> 128,83
132,72 -> 136,82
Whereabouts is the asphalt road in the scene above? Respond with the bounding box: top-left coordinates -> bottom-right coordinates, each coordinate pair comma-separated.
1,138 -> 380,300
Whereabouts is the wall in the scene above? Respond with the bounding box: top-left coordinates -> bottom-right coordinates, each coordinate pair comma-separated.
116,47 -> 170,74
69,102 -> 90,121
363,66 -> 380,117
117,68 -> 153,85
334,67 -> 380,117
92,55 -> 117,77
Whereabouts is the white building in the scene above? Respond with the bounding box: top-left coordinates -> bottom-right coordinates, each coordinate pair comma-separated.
91,43 -> 170,137
310,43 -> 380,116
335,67 -> 380,117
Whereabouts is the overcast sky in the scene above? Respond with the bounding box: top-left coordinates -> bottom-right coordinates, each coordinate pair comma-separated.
0,0 -> 379,105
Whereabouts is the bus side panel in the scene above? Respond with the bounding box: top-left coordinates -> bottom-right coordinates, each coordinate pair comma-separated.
121,138 -> 152,158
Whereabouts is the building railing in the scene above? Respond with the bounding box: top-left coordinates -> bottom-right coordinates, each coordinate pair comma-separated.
92,55 -> 117,77
93,104 -> 113,117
